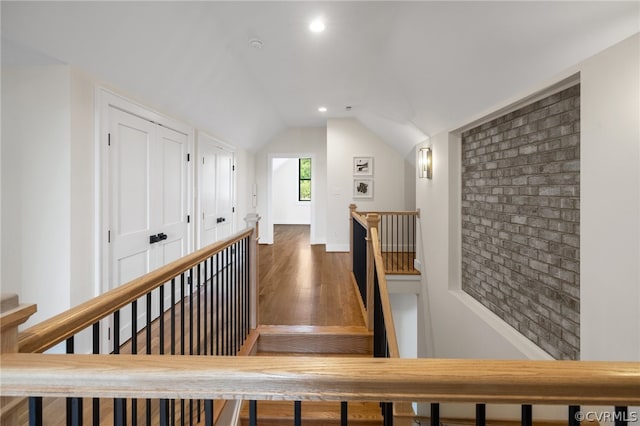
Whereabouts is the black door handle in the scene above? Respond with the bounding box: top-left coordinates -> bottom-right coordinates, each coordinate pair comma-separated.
150,234 -> 160,244
157,233 -> 168,241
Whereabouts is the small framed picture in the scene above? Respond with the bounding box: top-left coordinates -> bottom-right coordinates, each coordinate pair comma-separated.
353,156 -> 373,176
353,179 -> 373,199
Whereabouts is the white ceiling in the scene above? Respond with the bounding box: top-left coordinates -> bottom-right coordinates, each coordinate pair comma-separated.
2,1 -> 639,155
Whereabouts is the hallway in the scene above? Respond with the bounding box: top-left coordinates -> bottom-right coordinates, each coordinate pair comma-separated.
258,225 -> 365,327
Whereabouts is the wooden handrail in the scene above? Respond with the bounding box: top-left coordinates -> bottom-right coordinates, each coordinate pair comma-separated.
357,210 -> 419,217
1,354 -> 639,405
370,227 -> 400,359
350,210 -> 369,228
18,228 -> 254,354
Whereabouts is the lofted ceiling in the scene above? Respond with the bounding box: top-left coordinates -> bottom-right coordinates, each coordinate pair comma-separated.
2,1 -> 639,156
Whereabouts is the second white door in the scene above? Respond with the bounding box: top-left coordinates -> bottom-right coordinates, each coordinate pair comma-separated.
200,141 -> 234,247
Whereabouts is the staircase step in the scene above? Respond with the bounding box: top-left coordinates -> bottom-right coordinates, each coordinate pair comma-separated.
239,401 -> 383,425
257,325 -> 372,355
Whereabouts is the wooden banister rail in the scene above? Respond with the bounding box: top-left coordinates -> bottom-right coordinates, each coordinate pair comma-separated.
18,228 -> 254,354
2,354 -> 639,405
371,227 -> 400,359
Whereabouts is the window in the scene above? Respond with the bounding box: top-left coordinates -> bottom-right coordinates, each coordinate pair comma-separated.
299,158 -> 311,201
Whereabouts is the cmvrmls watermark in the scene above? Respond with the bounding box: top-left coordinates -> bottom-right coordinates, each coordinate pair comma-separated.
575,410 -> 639,423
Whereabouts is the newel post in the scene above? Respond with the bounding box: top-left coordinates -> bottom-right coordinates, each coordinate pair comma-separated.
0,294 -> 37,423
365,213 -> 380,331
244,213 -> 261,329
349,204 -> 357,270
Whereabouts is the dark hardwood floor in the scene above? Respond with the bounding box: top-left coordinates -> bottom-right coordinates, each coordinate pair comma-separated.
258,224 -> 365,327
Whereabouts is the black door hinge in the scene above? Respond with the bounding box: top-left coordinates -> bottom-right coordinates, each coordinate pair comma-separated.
187,215 -> 191,223
108,133 -> 111,146
187,153 -> 191,162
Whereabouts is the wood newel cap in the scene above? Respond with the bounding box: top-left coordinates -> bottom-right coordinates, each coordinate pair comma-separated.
349,204 -> 357,213
366,213 -> 380,229
0,294 -> 37,354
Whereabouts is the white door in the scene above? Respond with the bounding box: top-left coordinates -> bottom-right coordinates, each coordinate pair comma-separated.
200,143 -> 234,247
108,106 -> 188,348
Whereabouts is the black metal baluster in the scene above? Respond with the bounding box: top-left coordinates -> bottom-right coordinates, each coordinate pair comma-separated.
114,397 -> 127,426
294,401 -> 302,426
476,404 -> 486,426
29,396 -> 43,426
180,273 -> 186,424
189,268 -> 194,424
242,238 -> 247,342
159,399 -> 170,426
225,248 -> 230,355
249,400 -> 257,426
171,278 -> 176,355
66,336 -> 83,426
113,310 -> 127,424
233,242 -> 238,354
92,322 -> 100,426
131,301 -> 137,356
210,255 -> 215,354
131,300 -> 138,425
170,278 -> 176,424
145,292 -> 152,426
382,402 -> 393,426
158,285 -> 166,426
197,263 -> 202,357
521,404 -> 533,426
341,401 -> 348,426
216,253 -> 220,356
430,403 -> 440,426
615,406 -> 628,426
196,264 -> 202,423
204,260 -> 209,356
569,405 -> 580,426
205,400 -> 214,426
181,273 -> 186,355
221,248 -> 225,356
246,236 -> 250,337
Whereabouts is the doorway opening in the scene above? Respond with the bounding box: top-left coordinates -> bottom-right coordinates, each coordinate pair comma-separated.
266,153 -> 316,245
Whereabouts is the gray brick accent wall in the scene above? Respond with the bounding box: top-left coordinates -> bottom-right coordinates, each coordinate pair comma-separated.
460,84 -> 580,360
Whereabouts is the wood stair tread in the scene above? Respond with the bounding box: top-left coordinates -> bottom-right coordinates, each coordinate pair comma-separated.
239,401 -> 383,425
256,325 -> 373,355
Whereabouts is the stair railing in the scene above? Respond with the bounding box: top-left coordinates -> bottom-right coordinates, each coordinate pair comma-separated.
351,205 -> 419,274
1,216 -> 260,425
2,352 -> 639,425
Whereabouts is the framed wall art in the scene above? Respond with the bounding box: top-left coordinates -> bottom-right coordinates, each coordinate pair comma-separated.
353,156 -> 373,176
353,179 -> 373,199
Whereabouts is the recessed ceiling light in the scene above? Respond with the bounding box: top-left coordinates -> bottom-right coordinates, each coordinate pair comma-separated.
309,18 -> 325,33
318,106 -> 327,113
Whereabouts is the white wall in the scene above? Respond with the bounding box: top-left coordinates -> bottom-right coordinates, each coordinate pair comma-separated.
272,158 -> 311,225
416,33 -> 640,363
580,34 -> 640,361
70,68 -> 96,307
2,65 -> 73,326
326,118 -> 409,251
255,127 -> 327,245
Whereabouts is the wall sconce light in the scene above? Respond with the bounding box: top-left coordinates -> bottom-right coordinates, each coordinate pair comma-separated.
419,147 -> 432,179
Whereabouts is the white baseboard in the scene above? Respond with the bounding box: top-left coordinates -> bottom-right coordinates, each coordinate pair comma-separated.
325,244 -> 349,252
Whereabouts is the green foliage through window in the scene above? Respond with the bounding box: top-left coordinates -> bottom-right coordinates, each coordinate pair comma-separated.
299,158 -> 311,201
